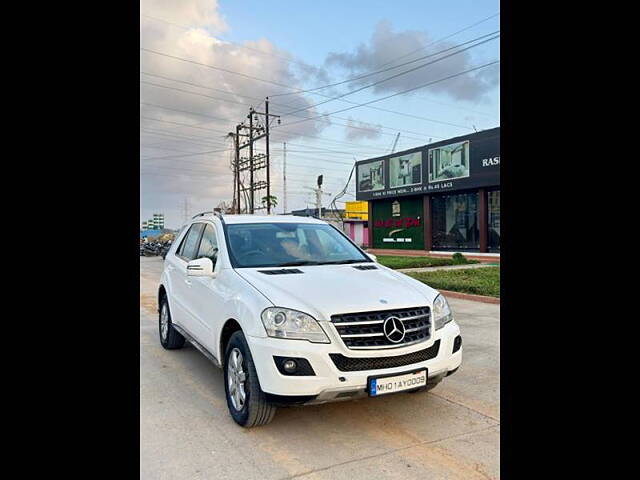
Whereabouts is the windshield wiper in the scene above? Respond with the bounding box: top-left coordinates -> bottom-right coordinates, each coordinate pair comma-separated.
316,259 -> 370,265
277,260 -> 323,267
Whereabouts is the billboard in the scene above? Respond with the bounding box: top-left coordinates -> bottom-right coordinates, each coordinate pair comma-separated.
389,151 -> 422,188
356,159 -> 384,192
428,140 -> 470,183
355,127 -> 499,201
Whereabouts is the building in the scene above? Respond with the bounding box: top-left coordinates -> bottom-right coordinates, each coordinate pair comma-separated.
343,201 -> 369,247
356,127 -> 500,253
141,213 -> 165,231
289,207 -> 345,218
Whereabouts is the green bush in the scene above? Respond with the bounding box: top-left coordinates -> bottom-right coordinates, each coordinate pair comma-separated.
451,252 -> 467,264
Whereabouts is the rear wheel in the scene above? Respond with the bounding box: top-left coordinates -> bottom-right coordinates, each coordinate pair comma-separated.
159,297 -> 185,350
224,331 -> 276,427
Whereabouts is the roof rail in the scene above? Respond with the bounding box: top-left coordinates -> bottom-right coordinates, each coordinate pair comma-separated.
191,210 -> 226,225
191,211 -> 213,219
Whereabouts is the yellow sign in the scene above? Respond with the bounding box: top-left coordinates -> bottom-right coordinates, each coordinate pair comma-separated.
345,201 -> 369,220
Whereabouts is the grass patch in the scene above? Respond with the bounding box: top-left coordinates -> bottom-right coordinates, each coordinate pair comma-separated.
376,255 -> 478,270
406,266 -> 500,298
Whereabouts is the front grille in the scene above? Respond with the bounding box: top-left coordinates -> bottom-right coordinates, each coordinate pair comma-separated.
329,340 -> 440,371
331,306 -> 431,350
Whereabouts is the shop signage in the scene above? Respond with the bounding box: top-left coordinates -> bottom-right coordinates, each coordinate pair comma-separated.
391,201 -> 400,217
373,216 -> 421,229
356,127 -> 500,201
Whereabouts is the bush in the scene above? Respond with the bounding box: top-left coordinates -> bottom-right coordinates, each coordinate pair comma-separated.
451,252 -> 467,264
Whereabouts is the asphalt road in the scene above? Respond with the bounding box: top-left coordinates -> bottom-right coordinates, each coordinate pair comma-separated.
140,257 -> 500,479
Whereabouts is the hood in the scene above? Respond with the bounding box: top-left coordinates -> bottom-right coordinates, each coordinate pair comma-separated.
234,264 -> 438,321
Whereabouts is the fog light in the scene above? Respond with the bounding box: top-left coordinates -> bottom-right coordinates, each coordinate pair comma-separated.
283,359 -> 297,373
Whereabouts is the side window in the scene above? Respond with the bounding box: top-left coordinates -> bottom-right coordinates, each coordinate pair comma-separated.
176,223 -> 205,261
196,224 -> 218,265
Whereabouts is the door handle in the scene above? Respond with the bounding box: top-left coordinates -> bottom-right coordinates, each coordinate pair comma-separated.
167,264 -> 175,272
184,279 -> 192,286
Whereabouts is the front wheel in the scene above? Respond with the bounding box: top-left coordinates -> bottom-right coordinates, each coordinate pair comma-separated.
224,331 -> 276,427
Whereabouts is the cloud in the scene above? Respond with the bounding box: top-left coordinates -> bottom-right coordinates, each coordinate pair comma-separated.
344,117 -> 383,141
140,0 -> 336,226
325,20 -> 499,102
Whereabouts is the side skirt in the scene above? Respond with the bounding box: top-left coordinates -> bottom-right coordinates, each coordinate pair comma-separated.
172,323 -> 222,369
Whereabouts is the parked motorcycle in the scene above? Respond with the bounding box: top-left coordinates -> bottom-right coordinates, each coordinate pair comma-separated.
141,240 -> 172,258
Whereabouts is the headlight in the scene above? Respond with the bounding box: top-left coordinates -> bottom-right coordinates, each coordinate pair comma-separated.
261,307 -> 330,343
433,294 -> 453,330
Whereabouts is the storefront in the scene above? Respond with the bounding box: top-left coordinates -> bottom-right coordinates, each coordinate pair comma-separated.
356,127 -> 500,253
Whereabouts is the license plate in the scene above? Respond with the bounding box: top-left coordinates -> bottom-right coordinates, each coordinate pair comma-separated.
368,369 -> 427,396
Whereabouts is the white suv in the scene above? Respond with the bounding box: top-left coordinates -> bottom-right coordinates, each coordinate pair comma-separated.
158,213 -> 462,427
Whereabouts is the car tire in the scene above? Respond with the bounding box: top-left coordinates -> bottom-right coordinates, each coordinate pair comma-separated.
224,331 -> 276,428
159,296 -> 185,350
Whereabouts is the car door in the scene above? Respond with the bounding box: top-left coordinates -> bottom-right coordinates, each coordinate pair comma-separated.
184,222 -> 223,354
169,222 -> 206,337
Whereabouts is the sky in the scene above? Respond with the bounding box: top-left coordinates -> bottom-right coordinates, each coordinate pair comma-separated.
140,0 -> 500,229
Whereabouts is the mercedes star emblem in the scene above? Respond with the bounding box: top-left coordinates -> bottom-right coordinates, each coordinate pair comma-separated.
383,316 -> 406,343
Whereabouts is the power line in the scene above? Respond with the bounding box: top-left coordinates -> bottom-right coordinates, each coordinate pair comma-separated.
270,30 -> 498,99
376,12 -> 500,69
141,79 -> 440,142
141,100 -> 399,151
279,33 -> 499,120
280,60 -> 500,128
140,128 -> 229,148
141,73 -> 440,140
141,117 -> 384,160
140,147 -> 232,162
141,9 -> 499,119
140,49 -> 480,133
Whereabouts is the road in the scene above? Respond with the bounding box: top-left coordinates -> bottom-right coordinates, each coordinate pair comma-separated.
140,257 -> 500,479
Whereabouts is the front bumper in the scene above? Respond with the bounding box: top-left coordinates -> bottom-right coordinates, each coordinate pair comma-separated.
247,320 -> 462,404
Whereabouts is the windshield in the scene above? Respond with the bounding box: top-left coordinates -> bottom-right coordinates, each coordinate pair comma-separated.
226,222 -> 371,268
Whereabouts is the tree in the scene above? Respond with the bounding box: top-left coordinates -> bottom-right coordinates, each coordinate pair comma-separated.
261,195 -> 278,210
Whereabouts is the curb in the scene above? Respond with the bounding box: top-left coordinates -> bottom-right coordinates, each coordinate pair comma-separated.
439,289 -> 500,304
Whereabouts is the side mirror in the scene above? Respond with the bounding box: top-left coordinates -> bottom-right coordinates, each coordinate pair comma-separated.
187,258 -> 215,277
367,253 -> 377,262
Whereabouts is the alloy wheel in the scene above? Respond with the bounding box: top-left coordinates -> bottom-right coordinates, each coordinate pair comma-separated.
160,304 -> 169,341
227,348 -> 247,411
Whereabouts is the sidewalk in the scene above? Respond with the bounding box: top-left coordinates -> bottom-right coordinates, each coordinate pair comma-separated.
396,263 -> 498,273
369,248 -> 500,263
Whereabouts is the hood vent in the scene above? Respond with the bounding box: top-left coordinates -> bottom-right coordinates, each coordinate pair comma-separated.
352,265 -> 378,271
258,268 -> 304,275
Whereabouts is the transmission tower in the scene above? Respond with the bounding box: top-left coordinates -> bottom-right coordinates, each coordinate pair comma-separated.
181,197 -> 190,224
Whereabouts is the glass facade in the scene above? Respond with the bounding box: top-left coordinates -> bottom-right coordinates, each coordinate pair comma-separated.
488,190 -> 500,252
432,192 -> 479,251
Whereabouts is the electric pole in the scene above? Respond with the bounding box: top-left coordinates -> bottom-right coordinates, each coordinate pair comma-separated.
304,175 -> 331,218
235,125 -> 241,213
233,98 -> 280,214
283,142 -> 287,214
